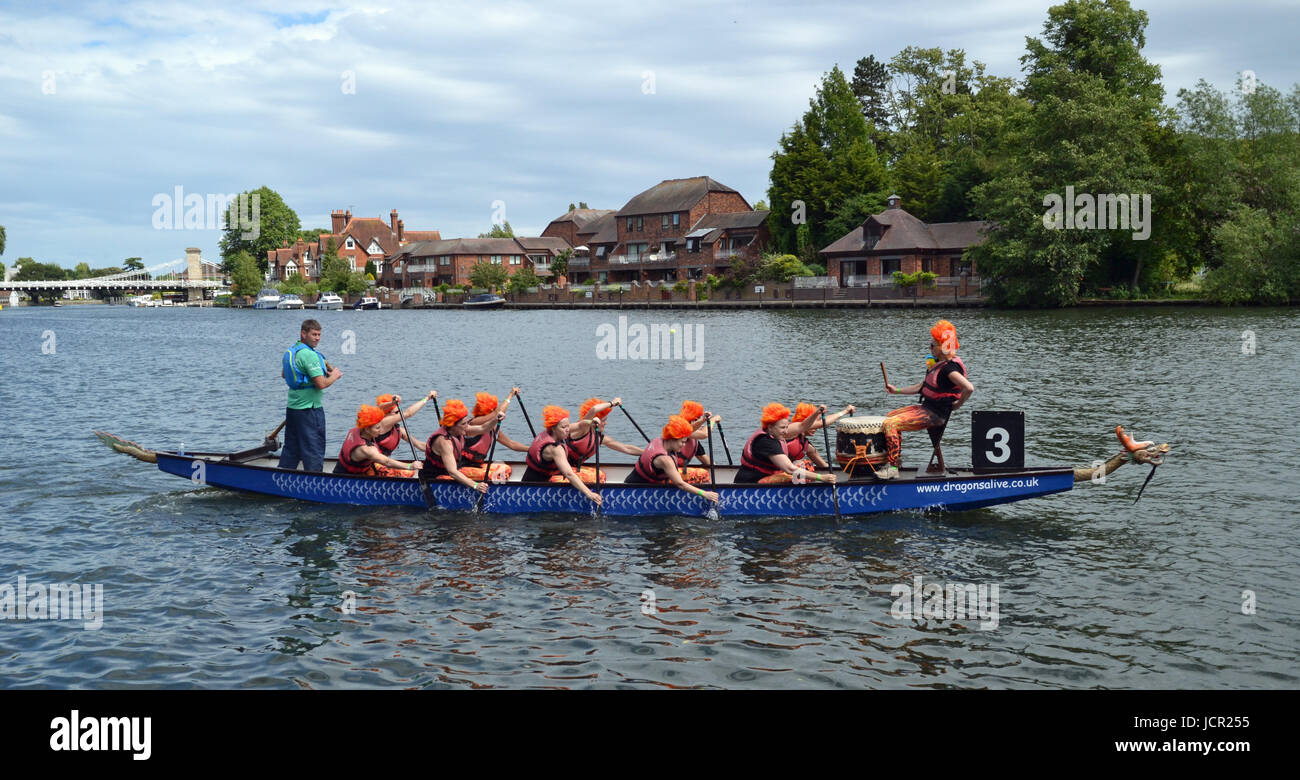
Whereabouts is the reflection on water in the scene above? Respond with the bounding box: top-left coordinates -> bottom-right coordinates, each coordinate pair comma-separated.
0,304 -> 1297,688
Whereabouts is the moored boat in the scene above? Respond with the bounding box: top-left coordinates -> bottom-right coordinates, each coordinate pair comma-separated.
315,293 -> 344,310
463,293 -> 505,310
94,427 -> 1168,518
253,288 -> 281,309
275,293 -> 304,310
352,296 -> 381,310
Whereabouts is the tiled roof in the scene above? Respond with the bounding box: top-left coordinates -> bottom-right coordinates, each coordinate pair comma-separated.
582,213 -> 619,245
547,208 -> 616,228
616,176 -> 741,217
516,236 -> 572,253
820,207 -> 989,255
395,238 -> 527,258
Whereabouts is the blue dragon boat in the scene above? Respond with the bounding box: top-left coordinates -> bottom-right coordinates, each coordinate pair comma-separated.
94,427 -> 1167,518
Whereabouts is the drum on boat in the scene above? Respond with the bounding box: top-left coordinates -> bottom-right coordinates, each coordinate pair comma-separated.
836,416 -> 888,475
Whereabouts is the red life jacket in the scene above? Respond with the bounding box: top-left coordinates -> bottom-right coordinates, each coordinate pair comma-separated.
337,427 -> 378,474
565,427 -> 600,468
423,426 -> 464,479
920,356 -> 968,414
460,429 -> 495,466
673,436 -> 700,468
526,431 -> 563,478
375,424 -> 402,456
633,437 -> 674,483
741,430 -> 788,476
785,434 -> 809,461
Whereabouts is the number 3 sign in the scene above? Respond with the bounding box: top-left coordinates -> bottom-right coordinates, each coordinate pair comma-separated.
972,411 -> 1024,470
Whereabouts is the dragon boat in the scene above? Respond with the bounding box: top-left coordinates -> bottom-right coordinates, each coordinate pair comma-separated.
94,423 -> 1169,518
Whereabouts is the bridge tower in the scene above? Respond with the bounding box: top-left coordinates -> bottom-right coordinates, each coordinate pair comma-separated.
186,247 -> 203,302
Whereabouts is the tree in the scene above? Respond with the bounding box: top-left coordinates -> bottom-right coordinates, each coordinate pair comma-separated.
123,257 -> 145,271
579,201 -> 588,209
15,259 -> 69,281
0,224 -> 5,256
344,272 -> 369,297
753,199 -> 769,211
469,260 -> 509,291
228,251 -> 263,297
296,228 -> 328,244
74,262 -> 92,279
968,0 -> 1167,306
478,221 -> 514,238
279,273 -> 306,295
218,186 -> 301,274
550,248 -> 571,279
318,239 -> 351,292
364,259 -> 377,278
766,65 -> 889,256
507,266 -> 541,293
851,54 -> 892,134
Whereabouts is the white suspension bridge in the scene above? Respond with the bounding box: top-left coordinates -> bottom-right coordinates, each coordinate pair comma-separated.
2,249 -> 224,302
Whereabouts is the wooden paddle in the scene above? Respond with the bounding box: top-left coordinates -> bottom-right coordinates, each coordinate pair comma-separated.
620,405 -> 651,444
880,361 -> 890,390
715,420 -> 734,465
263,418 -> 287,451
820,407 -> 841,522
514,390 -> 538,439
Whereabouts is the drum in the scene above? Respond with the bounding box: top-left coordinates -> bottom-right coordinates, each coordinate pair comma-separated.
836,416 -> 889,473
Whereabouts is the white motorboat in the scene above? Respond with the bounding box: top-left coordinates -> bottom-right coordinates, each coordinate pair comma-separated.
315,293 -> 344,310
253,288 -> 281,309
276,294 -> 304,309
351,296 -> 381,310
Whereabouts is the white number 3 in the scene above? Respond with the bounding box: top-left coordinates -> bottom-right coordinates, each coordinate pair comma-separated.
985,427 -> 1010,463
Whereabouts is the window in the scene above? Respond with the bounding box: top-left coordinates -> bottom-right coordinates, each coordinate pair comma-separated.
629,242 -> 647,261
626,217 -> 633,232
662,214 -> 669,228
686,238 -> 699,253
490,255 -> 501,264
636,217 -> 643,231
922,257 -> 932,273
882,257 -> 901,274
285,261 -> 297,276
511,255 -> 521,265
596,246 -> 606,257
345,237 -> 355,249
957,258 -> 973,275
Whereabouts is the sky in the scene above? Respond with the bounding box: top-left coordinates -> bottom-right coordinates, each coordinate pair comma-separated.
1,0 -> 1296,270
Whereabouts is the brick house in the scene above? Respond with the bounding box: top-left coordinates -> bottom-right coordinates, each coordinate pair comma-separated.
385,237 -> 570,289
569,176 -> 769,284
819,195 -> 986,286
266,208 -> 441,282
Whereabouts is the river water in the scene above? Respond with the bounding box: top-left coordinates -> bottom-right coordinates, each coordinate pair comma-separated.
1,304 -> 1297,688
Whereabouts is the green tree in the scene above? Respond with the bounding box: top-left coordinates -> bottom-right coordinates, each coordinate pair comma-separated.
469,260 -> 509,290
278,273 -> 306,295
0,224 -> 5,256
969,0 -> 1167,306
318,239 -> 350,292
218,186 -> 301,274
15,259 -> 69,281
296,228 -> 328,243
364,259 -> 377,278
752,199 -> 768,211
851,54 -> 892,133
766,65 -> 889,255
478,221 -> 515,238
74,262 -> 92,279
345,272 -> 370,297
550,248 -> 571,279
122,257 -> 145,271
228,251 -> 264,297
507,266 -> 541,293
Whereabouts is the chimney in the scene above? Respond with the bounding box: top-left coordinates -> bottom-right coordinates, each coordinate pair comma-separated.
886,194 -> 901,210
344,209 -> 352,228
390,209 -> 399,235
397,219 -> 404,241
331,209 -> 345,234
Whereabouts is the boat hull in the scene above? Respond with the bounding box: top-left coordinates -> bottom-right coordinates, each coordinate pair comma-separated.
154,453 -> 1075,518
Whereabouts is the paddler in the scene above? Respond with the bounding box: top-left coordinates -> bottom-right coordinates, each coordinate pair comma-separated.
460,389 -> 528,482
373,390 -> 438,457
735,403 -> 838,485
521,405 -> 602,507
421,399 -> 504,493
559,397 -> 643,484
624,415 -> 720,503
333,404 -> 422,477
673,401 -> 714,483
880,319 -> 974,479
784,402 -> 856,471
278,318 -> 342,472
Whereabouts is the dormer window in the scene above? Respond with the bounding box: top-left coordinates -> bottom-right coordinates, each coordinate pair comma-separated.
367,239 -> 383,256
345,237 -> 355,249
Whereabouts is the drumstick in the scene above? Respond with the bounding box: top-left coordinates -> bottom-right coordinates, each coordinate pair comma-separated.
880,362 -> 890,388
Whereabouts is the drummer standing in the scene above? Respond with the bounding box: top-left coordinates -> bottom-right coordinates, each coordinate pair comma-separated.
279,319 -> 342,472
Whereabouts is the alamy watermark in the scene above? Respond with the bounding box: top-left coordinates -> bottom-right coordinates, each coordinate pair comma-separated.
596,315 -> 704,371
0,575 -> 103,630
891,575 -> 999,630
152,186 -> 260,239
50,710 -> 151,760
1042,186 -> 1151,240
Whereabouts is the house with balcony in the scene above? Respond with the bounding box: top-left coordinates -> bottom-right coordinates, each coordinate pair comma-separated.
819,195 -> 986,287
266,208 -> 441,282
384,237 -> 569,289
580,176 -> 769,284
